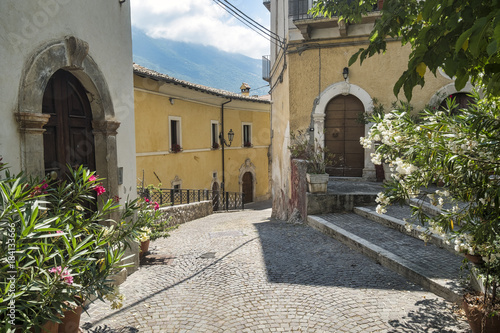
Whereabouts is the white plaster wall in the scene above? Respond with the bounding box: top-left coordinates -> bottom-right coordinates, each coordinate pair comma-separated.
0,0 -> 136,201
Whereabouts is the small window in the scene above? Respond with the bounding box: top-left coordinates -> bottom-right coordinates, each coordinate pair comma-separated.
169,116 -> 182,152
242,123 -> 252,147
211,121 -> 219,149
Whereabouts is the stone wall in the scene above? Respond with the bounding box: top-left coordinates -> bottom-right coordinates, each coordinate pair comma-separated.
159,200 -> 213,227
289,159 -> 308,223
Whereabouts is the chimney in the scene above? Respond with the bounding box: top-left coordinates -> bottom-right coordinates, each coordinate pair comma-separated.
240,83 -> 250,96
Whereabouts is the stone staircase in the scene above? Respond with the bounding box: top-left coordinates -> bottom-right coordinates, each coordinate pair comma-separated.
307,187 -> 471,304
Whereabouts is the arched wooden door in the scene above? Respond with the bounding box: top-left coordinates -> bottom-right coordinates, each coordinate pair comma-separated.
242,172 -> 253,204
42,69 -> 95,177
439,92 -> 475,114
324,95 -> 365,177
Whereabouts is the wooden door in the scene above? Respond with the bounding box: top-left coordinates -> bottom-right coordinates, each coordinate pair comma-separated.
42,70 -> 95,178
324,95 -> 364,177
242,172 -> 253,203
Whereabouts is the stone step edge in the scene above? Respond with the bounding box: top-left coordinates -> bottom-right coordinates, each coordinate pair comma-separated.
408,198 -> 442,216
353,206 -> 457,255
307,215 -> 462,304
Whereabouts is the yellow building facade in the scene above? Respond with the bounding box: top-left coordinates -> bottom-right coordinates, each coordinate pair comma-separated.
134,64 -> 271,204
267,1 -> 475,219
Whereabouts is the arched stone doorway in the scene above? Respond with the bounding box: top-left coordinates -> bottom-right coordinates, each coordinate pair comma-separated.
43,69 -> 96,177
242,172 -> 253,204
324,94 -> 365,177
311,82 -> 374,179
15,36 -> 120,197
439,92 -> 475,114
239,158 -> 256,203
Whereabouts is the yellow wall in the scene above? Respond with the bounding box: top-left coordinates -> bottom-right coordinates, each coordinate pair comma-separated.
270,38 -> 459,219
287,40 -> 453,132
134,74 -> 271,202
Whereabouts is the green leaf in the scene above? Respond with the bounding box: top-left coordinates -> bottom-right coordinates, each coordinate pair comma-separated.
487,40 -> 498,56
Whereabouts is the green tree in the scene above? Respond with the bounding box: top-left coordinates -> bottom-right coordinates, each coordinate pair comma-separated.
310,0 -> 500,100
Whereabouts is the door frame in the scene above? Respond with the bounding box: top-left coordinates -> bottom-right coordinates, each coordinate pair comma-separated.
15,36 -> 120,198
239,158 -> 256,202
311,82 -> 375,179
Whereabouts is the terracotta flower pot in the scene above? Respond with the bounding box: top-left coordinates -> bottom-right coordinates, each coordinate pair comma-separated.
59,305 -> 83,333
465,253 -> 485,267
140,239 -> 150,258
463,298 -> 500,333
28,320 -> 59,333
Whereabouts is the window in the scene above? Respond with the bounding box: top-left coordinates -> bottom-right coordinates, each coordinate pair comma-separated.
242,123 -> 252,147
211,121 -> 219,149
169,116 -> 182,152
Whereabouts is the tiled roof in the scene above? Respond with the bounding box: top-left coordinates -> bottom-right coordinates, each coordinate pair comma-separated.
133,64 -> 270,103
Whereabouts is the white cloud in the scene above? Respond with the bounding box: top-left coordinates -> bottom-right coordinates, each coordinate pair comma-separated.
130,0 -> 270,59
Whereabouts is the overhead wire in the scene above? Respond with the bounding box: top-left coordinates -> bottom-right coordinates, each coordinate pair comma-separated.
219,0 -> 282,42
212,0 -> 284,49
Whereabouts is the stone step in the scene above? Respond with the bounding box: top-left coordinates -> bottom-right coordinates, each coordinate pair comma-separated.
353,205 -> 457,254
307,212 -> 468,303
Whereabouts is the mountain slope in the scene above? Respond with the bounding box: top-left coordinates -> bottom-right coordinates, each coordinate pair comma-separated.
131,27 -> 269,95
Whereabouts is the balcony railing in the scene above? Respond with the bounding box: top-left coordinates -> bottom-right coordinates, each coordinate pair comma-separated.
289,0 -> 312,20
289,0 -> 383,21
138,188 -> 244,212
262,55 -> 271,82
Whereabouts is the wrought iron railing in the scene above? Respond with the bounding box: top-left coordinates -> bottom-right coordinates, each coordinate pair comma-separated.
138,188 -> 244,212
288,0 -> 382,21
289,0 -> 313,20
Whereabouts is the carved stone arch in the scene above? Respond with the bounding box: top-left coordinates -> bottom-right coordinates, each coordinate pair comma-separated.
311,82 -> 376,179
210,171 -> 220,191
428,82 -> 475,108
239,158 -> 257,203
171,175 -> 183,189
15,36 -> 119,197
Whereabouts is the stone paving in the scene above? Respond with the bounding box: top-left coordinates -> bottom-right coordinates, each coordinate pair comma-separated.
81,201 -> 470,332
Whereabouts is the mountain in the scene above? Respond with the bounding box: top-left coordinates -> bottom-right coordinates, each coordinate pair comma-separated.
131,26 -> 269,95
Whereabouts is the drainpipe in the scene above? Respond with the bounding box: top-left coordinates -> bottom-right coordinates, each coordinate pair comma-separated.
220,99 -> 232,198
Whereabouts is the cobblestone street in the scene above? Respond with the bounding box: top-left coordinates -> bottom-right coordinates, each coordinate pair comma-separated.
82,202 -> 469,332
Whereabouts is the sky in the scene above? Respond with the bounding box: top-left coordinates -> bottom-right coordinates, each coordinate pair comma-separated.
130,0 -> 271,59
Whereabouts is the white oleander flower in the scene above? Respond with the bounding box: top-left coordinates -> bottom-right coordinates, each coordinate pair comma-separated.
376,204 -> 387,214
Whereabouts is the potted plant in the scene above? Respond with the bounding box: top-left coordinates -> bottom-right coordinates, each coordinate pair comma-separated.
0,162 -> 146,332
171,144 -> 182,153
289,130 -> 334,193
361,91 -> 500,332
134,197 -> 176,261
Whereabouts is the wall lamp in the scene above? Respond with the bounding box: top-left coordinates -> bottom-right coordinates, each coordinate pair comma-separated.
220,129 -> 234,147
169,97 -> 175,105
343,67 -> 349,81
119,0 -> 126,4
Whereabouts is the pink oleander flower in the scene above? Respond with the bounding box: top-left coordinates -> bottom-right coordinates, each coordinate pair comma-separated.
95,185 -> 106,196
145,198 -> 150,203
56,230 -> 63,234
154,202 -> 159,211
89,175 -> 97,182
49,266 -> 73,285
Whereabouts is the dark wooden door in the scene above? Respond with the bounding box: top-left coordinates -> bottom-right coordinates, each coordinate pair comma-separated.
42,70 -> 95,178
439,92 -> 475,114
324,95 -> 364,177
242,172 -> 253,203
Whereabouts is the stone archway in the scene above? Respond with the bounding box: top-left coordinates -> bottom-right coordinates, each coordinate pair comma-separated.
312,82 -> 375,179
428,82 -> 474,109
239,158 -> 256,203
15,36 -> 120,196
